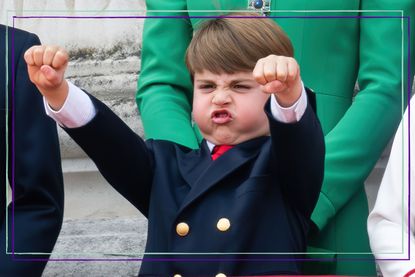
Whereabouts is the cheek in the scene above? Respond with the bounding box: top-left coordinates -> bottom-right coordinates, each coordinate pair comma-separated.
236,102 -> 265,123
242,110 -> 268,126
239,95 -> 268,117
237,95 -> 269,127
192,96 -> 208,126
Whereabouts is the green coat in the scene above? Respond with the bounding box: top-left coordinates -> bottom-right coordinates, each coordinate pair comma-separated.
137,0 -> 415,275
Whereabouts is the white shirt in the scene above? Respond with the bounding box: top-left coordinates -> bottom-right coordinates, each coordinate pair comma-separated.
45,81 -> 308,151
367,96 -> 415,276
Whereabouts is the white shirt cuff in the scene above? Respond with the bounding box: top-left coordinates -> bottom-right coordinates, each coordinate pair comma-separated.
270,83 -> 308,123
44,81 -> 96,128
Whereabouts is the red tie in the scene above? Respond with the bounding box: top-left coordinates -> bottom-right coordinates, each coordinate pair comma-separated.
211,145 -> 234,160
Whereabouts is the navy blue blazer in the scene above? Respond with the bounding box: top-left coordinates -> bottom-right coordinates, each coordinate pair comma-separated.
0,25 -> 64,276
66,94 -> 324,276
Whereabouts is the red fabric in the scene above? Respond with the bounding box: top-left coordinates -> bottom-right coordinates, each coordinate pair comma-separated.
211,145 -> 234,160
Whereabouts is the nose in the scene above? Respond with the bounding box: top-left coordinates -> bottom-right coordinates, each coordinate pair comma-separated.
212,89 -> 231,106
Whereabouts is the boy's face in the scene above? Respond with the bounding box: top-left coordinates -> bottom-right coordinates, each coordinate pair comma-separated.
193,70 -> 270,145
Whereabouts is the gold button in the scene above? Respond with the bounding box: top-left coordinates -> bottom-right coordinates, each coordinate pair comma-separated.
216,273 -> 226,277
176,222 -> 190,236
216,218 -> 231,232
173,275 -> 182,277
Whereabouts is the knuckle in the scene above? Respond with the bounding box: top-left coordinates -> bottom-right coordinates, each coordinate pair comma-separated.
276,72 -> 287,81
276,69 -> 286,76
264,71 -> 275,80
57,50 -> 68,60
252,71 -> 262,80
33,47 -> 42,55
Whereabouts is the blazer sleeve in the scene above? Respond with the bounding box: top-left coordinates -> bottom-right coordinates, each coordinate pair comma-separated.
265,96 -> 325,218
367,98 -> 415,276
1,28 -> 64,276
311,1 -> 415,230
136,0 -> 199,149
64,95 -> 154,217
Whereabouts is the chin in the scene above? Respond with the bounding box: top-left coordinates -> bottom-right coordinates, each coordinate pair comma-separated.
211,134 -> 236,145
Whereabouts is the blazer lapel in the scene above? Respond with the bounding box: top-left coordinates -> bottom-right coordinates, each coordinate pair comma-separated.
177,137 -> 268,214
176,140 -> 212,189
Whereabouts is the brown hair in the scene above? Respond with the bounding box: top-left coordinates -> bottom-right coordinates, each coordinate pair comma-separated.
185,12 -> 294,77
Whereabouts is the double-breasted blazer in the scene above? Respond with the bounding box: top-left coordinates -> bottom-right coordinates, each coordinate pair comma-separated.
65,94 -> 324,276
0,25 -> 64,276
136,0 -> 415,274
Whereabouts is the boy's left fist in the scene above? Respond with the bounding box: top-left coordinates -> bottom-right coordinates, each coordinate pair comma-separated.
253,55 -> 302,107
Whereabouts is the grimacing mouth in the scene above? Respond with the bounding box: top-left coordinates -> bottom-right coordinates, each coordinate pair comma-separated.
211,109 -> 231,118
210,109 -> 234,124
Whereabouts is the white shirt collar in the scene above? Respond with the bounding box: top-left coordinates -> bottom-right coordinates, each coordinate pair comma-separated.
206,140 -> 215,153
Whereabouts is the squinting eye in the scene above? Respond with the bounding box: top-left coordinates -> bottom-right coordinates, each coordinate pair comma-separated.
198,84 -> 215,92
234,85 -> 250,90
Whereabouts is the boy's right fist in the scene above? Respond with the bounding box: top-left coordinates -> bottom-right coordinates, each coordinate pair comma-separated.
24,45 -> 69,110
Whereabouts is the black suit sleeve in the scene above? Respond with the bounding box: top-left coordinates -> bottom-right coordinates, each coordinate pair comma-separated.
0,26 -> 64,276
265,90 -> 325,218
64,95 -> 154,217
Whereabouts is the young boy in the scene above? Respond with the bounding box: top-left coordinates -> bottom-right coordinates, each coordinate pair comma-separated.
24,14 -> 324,276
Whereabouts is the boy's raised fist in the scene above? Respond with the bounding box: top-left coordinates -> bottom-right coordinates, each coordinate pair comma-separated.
24,45 -> 69,110
253,55 -> 302,107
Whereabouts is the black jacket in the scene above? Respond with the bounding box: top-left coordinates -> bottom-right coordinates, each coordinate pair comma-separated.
66,94 -> 324,276
0,25 -> 64,277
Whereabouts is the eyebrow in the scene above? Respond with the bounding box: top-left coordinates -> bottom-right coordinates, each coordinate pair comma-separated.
195,78 -> 255,83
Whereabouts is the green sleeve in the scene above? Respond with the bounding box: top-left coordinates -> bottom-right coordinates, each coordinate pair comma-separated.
136,0 -> 200,149
311,3 -> 415,230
